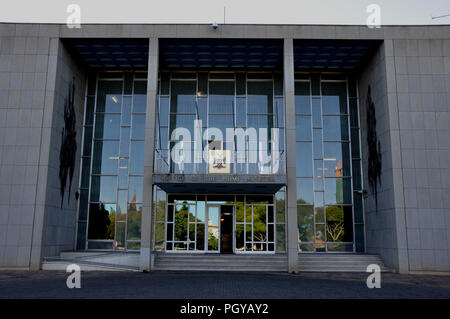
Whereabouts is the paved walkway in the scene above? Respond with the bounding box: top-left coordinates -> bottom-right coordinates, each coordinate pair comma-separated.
0,270 -> 449,299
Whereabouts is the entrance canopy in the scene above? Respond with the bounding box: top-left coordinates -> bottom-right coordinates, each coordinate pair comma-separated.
159,39 -> 283,69
153,174 -> 286,194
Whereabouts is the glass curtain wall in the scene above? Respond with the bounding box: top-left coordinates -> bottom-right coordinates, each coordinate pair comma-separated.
76,71 -> 147,251
295,74 -> 364,253
154,72 -> 285,175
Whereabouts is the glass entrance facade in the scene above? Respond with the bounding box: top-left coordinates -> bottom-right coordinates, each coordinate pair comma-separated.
153,191 -> 287,253
76,70 -> 363,254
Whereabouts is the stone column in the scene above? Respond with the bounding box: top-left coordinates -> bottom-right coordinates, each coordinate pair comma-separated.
140,37 -> 159,272
284,38 -> 299,273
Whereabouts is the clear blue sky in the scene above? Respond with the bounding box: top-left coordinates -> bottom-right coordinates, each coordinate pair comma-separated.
1,0 -> 450,24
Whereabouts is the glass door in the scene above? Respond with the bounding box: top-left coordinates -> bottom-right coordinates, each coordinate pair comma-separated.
237,203 -> 275,253
206,205 -> 220,252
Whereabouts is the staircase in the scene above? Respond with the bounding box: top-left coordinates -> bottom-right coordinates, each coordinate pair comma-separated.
298,253 -> 392,272
42,252 -> 140,271
153,253 -> 288,272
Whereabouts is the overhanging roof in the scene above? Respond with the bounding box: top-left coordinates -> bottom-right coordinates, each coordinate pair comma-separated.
153,174 -> 286,194
294,39 -> 381,71
159,39 -> 283,69
63,38 -> 149,69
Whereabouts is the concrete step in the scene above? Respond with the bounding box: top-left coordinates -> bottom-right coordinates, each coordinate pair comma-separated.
153,267 -> 288,272
297,254 -> 392,272
153,253 -> 288,272
42,260 -> 139,272
42,253 -> 140,272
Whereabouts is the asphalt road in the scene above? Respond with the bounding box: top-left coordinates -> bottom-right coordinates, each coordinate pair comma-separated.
0,271 -> 449,299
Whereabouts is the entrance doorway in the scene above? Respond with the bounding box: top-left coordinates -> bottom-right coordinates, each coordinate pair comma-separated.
206,204 -> 234,253
165,194 -> 276,253
220,205 -> 233,253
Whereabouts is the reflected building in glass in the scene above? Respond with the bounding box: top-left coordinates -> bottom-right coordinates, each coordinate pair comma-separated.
3,24 -> 449,273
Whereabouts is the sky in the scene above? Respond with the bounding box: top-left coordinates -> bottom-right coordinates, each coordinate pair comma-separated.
1,0 -> 450,25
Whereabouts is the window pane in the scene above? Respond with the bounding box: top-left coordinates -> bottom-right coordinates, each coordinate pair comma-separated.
121,97 -> 132,126
132,114 -> 146,139
88,203 -> 116,239
235,224 -> 244,251
85,97 -> 95,125
209,81 -> 234,114
196,223 -> 205,251
326,205 -> 353,242
117,189 -> 128,221
312,98 -> 321,128
252,205 -> 266,247
170,80 -> 196,113
323,142 -> 351,177
296,142 -> 312,177
321,82 -> 347,114
128,176 -> 143,203
155,222 -> 165,250
314,160 -> 324,191
351,128 -> 360,157
129,141 -> 144,175
295,82 -> 310,114
275,190 -> 285,223
159,96 -> 170,126
92,141 -> 119,175
82,127 -> 93,157
96,80 -> 122,113
297,205 -> 314,243
115,222 -> 126,248
314,191 -> 325,223
197,98 -> 207,125
296,116 -> 311,140
160,72 -> 170,95
315,224 -> 325,251
274,72 -> 283,95
247,81 -> 273,114
324,178 -> 352,205
354,194 -> 363,223
120,127 -> 130,157
209,114 -> 234,133
349,98 -> 359,127
94,114 -> 120,139
352,160 -> 362,190
127,204 -> 142,240
274,97 -> 284,127
170,114 -> 196,138
236,97 -> 246,127
276,224 -> 286,252
133,93 -> 147,113
236,73 -> 246,95
355,224 -> 364,252
78,189 -> 89,220
80,158 -> 91,189
296,178 -> 313,204
90,176 -> 117,203
323,116 -> 349,141
313,128 -> 323,158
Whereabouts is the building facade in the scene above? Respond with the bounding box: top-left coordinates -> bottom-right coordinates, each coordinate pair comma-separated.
0,23 -> 449,273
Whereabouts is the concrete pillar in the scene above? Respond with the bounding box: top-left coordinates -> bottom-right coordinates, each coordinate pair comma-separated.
284,38 -> 299,273
140,37 -> 159,272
